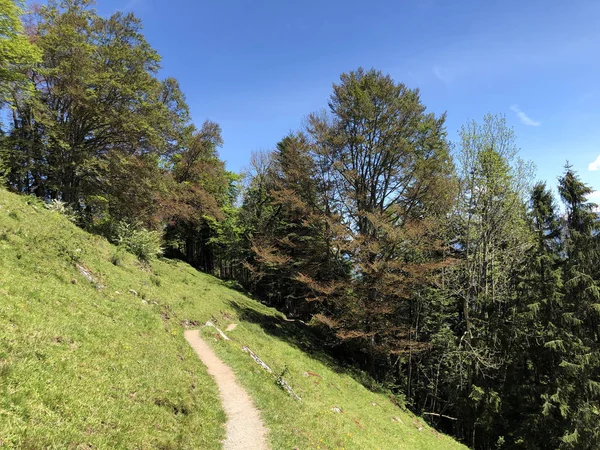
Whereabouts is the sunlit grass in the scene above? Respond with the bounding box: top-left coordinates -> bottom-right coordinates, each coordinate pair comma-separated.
0,189 -> 465,449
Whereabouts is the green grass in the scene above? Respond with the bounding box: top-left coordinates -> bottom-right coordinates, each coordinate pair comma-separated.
0,189 -> 466,450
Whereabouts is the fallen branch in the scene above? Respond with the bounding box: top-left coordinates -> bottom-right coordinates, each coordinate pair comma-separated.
242,346 -> 301,401
276,376 -> 301,402
205,321 -> 230,341
423,412 -> 458,421
242,346 -> 273,373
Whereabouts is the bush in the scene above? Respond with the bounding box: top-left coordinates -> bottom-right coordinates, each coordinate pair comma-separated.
115,221 -> 163,263
45,199 -> 77,222
111,246 -> 127,266
0,157 -> 8,185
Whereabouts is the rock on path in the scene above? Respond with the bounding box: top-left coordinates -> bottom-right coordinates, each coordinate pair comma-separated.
184,330 -> 269,450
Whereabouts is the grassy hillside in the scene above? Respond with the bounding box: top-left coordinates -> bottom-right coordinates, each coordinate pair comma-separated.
0,189 -> 466,450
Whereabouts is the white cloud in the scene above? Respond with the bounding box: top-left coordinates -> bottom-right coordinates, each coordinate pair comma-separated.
589,155 -> 600,171
510,105 -> 541,127
433,66 -> 451,85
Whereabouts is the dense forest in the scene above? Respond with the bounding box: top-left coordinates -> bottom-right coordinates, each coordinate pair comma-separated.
1,1 -> 599,449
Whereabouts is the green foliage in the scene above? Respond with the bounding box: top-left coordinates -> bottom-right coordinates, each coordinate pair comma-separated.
44,198 -> 77,222
115,221 -> 163,263
3,0 -> 189,214
0,154 -> 8,184
0,0 -> 41,103
110,244 -> 127,266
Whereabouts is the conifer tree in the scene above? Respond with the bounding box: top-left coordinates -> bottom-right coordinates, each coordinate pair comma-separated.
242,134 -> 342,317
503,182 -> 564,448
415,114 -> 534,447
551,166 -> 600,449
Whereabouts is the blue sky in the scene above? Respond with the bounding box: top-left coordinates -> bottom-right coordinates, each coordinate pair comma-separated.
96,0 -> 599,201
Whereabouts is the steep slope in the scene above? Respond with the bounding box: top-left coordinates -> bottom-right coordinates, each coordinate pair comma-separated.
0,189 -> 466,450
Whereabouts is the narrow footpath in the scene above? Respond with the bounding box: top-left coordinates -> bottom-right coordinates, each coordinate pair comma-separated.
184,330 -> 269,450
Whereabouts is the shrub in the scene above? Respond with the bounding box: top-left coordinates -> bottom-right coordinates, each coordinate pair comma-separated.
45,199 -> 77,222
115,221 -> 163,263
0,155 -> 9,185
111,246 -> 127,266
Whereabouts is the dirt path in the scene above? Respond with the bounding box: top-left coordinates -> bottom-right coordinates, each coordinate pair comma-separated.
184,330 -> 269,450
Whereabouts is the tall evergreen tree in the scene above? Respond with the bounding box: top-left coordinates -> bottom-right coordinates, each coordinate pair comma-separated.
412,114 -> 535,448
241,134 -> 343,317
501,182 -> 565,449
551,166 -> 600,449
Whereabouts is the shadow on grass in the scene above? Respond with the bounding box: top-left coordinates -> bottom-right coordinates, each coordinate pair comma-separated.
226,299 -> 388,395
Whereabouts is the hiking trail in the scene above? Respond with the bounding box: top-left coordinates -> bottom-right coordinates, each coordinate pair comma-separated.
184,329 -> 269,450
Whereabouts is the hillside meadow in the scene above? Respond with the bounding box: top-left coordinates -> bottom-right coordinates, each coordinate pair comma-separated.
0,188 -> 465,449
